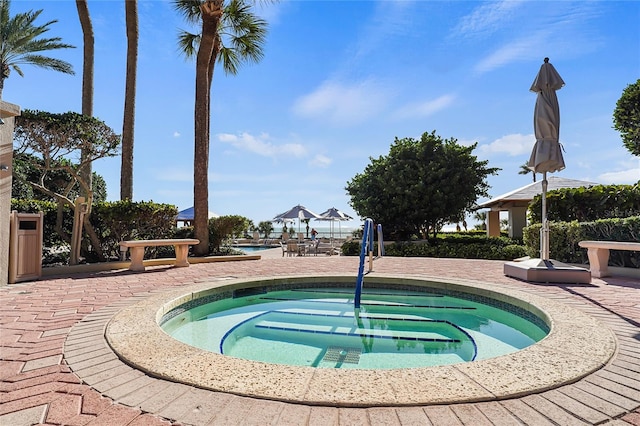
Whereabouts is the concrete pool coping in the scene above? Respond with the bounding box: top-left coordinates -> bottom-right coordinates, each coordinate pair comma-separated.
95,274 -> 617,407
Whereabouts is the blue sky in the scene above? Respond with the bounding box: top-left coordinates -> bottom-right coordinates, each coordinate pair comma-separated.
4,0 -> 639,229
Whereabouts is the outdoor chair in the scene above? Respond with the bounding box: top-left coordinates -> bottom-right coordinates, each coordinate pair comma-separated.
310,239 -> 320,256
279,241 -> 289,257
286,240 -> 298,257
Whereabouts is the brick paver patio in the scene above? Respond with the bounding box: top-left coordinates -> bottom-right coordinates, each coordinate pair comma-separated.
1,253 -> 639,425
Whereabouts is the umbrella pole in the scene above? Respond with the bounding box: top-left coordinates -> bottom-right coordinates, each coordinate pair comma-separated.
541,172 -> 550,260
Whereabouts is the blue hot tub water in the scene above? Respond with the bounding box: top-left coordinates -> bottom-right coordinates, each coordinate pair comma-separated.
161,286 -> 548,370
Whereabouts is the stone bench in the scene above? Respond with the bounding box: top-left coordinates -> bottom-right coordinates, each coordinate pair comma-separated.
119,239 -> 200,271
578,240 -> 640,278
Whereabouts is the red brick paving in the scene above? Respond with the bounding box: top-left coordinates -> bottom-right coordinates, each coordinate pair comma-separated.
1,255 -> 639,425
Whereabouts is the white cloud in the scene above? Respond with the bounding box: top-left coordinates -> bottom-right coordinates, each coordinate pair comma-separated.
309,154 -> 332,168
173,131 -> 181,138
217,132 -> 307,159
474,34 -> 545,74
452,0 -> 524,39
293,79 -> 391,126
479,133 -> 534,157
598,166 -> 640,184
350,1 -> 415,61
466,3 -> 603,74
393,94 -> 456,120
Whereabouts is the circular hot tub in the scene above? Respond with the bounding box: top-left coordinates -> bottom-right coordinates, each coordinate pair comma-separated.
105,275 -> 616,406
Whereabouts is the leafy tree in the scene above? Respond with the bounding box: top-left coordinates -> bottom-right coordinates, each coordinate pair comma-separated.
173,0 -> 269,256
346,131 -> 499,240
0,0 -> 75,98
12,152 -> 107,202
613,79 -> 640,157
518,162 -> 536,182
121,0 -> 138,200
14,109 -> 120,261
207,215 -> 249,251
217,214 -> 252,238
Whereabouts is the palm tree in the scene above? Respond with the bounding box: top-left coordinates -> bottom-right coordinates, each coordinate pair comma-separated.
473,211 -> 487,230
0,0 -> 75,99
518,162 -> 536,182
120,0 -> 138,200
173,0 -> 268,255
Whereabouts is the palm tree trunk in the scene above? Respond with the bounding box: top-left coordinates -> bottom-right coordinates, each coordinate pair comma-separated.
75,0 -> 94,265
75,0 -> 93,118
192,1 -> 222,256
75,0 -> 94,189
120,0 -> 138,200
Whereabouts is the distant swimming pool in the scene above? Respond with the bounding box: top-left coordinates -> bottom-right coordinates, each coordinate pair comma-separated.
233,245 -> 277,253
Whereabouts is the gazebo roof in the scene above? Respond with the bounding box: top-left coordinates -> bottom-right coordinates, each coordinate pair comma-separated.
479,176 -> 598,209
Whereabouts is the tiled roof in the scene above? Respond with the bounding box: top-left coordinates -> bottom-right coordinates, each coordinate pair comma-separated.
479,176 -> 598,207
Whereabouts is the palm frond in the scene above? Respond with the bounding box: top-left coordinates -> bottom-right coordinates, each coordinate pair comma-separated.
172,0 -> 204,26
218,47 -> 238,75
216,0 -> 268,74
176,30 -> 200,58
20,55 -> 74,74
0,0 -> 74,92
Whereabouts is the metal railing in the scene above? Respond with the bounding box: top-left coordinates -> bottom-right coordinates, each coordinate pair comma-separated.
355,218 -> 384,309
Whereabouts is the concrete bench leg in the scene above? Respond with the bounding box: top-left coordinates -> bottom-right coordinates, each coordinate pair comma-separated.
128,247 -> 146,272
174,244 -> 190,267
587,248 -> 610,278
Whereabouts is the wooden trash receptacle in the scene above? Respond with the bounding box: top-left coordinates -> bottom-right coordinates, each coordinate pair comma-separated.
9,211 -> 43,284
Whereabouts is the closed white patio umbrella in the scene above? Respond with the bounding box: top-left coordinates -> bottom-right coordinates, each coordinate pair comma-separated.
527,57 -> 565,260
504,57 -> 589,284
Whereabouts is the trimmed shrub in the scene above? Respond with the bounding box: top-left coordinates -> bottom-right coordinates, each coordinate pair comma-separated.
10,199 -> 250,264
523,216 -> 640,267
90,200 -> 178,261
529,183 -> 640,223
523,221 -> 586,263
341,235 -> 526,260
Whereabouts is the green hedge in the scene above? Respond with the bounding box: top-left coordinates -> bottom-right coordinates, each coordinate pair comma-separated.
90,201 -> 178,261
523,216 -> 640,267
10,199 -> 252,264
522,221 -> 586,263
11,199 -> 179,264
341,235 -> 526,260
529,183 -> 640,223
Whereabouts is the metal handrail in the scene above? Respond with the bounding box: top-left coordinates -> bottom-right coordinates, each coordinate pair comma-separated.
355,218 -> 374,309
377,223 -> 385,257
